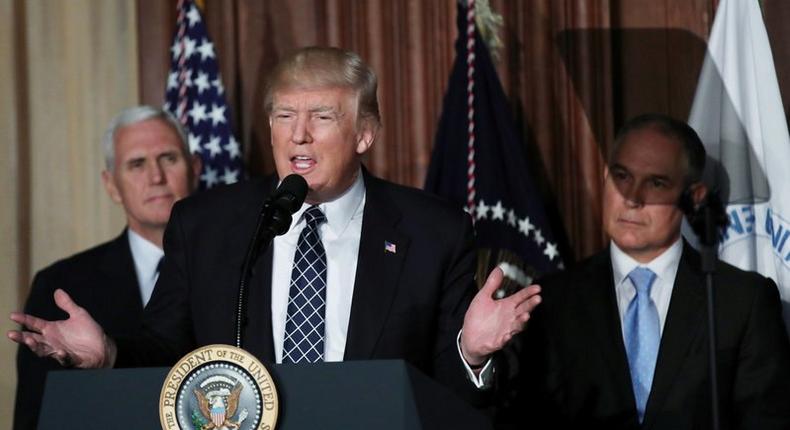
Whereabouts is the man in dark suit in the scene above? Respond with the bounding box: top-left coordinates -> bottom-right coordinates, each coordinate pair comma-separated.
8,47 -> 540,402
12,106 -> 201,429
461,113 -> 790,428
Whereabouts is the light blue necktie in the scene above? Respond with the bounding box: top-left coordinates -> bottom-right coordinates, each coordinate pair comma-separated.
624,267 -> 660,423
282,206 -> 327,363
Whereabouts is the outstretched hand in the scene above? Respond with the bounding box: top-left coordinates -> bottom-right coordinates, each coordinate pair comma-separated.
460,267 -> 542,366
7,289 -> 115,368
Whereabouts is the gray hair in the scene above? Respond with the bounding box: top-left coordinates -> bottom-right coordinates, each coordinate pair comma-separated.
263,46 -> 381,127
102,106 -> 189,171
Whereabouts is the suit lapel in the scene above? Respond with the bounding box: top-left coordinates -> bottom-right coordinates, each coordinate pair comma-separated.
100,231 -> 144,313
343,173 -> 409,359
642,244 -> 705,429
579,251 -> 637,411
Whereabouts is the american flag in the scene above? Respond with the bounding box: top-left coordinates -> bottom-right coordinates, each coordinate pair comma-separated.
425,1 -> 564,291
164,0 -> 243,190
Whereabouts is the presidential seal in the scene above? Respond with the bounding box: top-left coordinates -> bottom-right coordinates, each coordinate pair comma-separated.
160,344 -> 278,430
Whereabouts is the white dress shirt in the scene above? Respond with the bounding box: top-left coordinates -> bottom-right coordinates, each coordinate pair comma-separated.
610,237 -> 683,337
127,229 -> 164,307
271,173 -> 365,363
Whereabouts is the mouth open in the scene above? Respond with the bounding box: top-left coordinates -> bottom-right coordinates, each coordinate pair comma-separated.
291,155 -> 316,173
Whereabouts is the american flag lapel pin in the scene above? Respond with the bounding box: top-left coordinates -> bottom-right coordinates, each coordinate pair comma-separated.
384,241 -> 397,254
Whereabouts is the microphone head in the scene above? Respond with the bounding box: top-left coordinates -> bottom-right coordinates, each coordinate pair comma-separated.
276,174 -> 309,213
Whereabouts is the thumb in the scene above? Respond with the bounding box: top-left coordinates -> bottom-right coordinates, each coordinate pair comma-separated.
53,289 -> 83,317
479,267 -> 504,296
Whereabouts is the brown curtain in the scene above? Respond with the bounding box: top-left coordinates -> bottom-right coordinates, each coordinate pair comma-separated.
136,0 -> 790,262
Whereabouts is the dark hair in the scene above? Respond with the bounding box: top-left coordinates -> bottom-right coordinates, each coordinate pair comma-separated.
610,113 -> 706,185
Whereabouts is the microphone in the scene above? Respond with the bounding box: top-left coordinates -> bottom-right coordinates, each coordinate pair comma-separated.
235,174 -> 308,347
263,174 -> 309,236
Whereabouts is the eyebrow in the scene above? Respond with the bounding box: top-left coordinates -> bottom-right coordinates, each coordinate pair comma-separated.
611,163 -> 674,182
272,105 -> 338,114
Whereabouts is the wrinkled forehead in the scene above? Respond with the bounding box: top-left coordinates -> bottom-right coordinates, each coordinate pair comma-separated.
270,85 -> 359,112
611,128 -> 687,179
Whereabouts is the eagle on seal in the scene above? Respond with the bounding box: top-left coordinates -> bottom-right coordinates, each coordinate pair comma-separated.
194,382 -> 244,430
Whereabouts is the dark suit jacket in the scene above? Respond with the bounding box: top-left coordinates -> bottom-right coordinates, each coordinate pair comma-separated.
116,170 -> 478,398
496,243 -> 790,430
14,231 -> 144,430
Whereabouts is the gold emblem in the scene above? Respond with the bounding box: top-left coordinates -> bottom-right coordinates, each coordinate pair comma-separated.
160,344 -> 278,430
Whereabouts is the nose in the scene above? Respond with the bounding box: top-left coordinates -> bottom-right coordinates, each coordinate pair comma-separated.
148,161 -> 166,184
623,183 -> 645,208
290,113 -> 312,145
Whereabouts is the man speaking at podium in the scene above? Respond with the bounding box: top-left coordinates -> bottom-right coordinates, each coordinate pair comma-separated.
8,47 -> 540,404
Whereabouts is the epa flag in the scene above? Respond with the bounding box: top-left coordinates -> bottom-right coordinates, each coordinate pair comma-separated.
164,0 -> 243,189
425,1 -> 563,289
687,0 -> 790,331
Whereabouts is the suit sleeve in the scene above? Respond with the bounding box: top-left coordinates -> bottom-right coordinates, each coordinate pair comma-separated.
732,277 -> 790,429
13,270 -> 69,430
431,213 -> 492,406
115,203 -> 196,367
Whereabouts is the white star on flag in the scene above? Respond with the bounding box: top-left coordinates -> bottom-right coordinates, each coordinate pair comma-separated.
186,5 -> 201,27
188,133 -> 202,154
533,230 -> 545,246
167,71 -> 179,90
200,166 -> 219,188
194,72 -> 211,95
518,216 -> 534,236
491,201 -> 505,220
476,200 -> 490,220
197,38 -> 215,61
544,242 -> 559,261
223,137 -> 241,159
222,168 -> 239,184
188,101 -> 207,125
182,36 -> 197,60
164,0 -> 243,189
204,135 -> 222,157
507,209 -> 517,227
209,104 -> 226,126
212,77 -> 224,95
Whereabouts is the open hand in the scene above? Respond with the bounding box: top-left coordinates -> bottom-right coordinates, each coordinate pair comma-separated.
460,267 -> 542,366
7,289 -> 114,368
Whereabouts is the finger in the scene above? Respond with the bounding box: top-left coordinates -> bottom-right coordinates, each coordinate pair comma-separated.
479,267 -> 505,295
53,289 -> 83,317
9,312 -> 47,334
506,284 -> 542,306
515,294 -> 542,314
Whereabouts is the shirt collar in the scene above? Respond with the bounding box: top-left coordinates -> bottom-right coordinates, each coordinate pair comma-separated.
610,237 -> 683,287
288,170 -> 366,237
127,228 -> 164,279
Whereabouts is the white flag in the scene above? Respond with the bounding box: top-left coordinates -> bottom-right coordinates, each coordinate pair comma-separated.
688,0 -> 790,331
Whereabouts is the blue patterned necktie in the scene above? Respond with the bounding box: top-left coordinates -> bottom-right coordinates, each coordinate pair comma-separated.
282,206 -> 327,363
624,267 -> 660,423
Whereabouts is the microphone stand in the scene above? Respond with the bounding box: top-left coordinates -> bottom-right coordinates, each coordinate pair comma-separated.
234,199 -> 295,348
692,194 -> 722,430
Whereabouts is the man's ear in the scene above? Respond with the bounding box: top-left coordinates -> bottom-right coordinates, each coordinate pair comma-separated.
689,182 -> 708,209
190,155 -> 203,191
101,170 -> 123,204
355,120 -> 378,155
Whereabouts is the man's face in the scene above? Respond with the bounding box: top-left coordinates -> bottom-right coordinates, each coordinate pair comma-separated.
102,118 -> 200,236
602,127 -> 691,263
269,86 -> 375,204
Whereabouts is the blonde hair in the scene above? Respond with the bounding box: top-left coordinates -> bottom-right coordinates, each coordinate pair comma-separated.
264,47 -> 381,127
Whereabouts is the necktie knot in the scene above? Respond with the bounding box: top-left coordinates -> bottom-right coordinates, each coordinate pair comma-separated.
303,205 -> 326,229
628,267 -> 656,296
